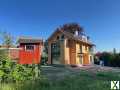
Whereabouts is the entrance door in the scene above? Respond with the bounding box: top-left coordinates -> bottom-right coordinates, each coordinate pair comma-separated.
51,42 -> 60,64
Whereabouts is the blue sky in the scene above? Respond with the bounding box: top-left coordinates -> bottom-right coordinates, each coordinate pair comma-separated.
0,0 -> 120,52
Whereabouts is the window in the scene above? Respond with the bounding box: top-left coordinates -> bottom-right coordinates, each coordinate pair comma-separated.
61,35 -> 64,40
51,42 -> 60,64
25,45 -> 34,51
85,46 -> 87,51
90,56 -> 93,63
80,45 -> 82,53
57,36 -> 59,40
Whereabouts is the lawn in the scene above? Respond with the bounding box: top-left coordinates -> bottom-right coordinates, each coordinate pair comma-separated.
0,65 -> 120,90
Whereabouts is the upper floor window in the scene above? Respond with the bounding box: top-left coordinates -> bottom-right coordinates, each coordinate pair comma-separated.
85,46 -> 87,51
57,36 -> 59,40
61,35 -> 64,40
25,45 -> 34,51
80,45 -> 82,53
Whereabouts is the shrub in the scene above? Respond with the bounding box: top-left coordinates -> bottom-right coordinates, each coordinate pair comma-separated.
95,52 -> 120,67
0,49 -> 40,83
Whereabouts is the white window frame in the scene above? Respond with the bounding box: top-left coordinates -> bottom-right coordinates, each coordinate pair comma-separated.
25,45 -> 35,51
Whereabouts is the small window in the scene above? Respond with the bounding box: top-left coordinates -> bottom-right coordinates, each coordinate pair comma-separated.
25,45 -> 34,51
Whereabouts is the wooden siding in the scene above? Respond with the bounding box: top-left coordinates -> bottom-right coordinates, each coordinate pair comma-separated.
83,53 -> 89,65
19,43 -> 42,64
69,40 -> 76,64
64,39 -> 70,64
76,43 -> 80,64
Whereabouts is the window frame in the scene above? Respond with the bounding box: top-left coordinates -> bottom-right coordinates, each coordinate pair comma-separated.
25,45 -> 35,51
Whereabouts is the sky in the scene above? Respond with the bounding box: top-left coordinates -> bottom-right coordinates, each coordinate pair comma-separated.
0,0 -> 120,52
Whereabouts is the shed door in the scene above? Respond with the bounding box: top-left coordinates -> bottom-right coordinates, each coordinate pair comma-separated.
51,42 -> 60,64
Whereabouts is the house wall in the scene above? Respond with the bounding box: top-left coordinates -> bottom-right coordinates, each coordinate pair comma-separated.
69,40 -> 76,64
64,39 -> 70,64
19,43 -> 42,64
76,43 -> 80,64
75,42 -> 94,65
83,53 -> 89,64
48,32 -> 65,64
60,40 -> 65,64
89,54 -> 94,64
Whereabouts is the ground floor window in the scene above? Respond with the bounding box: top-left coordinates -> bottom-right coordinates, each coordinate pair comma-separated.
51,42 -> 60,64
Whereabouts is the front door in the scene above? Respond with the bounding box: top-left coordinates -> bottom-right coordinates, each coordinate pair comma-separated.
51,42 -> 60,64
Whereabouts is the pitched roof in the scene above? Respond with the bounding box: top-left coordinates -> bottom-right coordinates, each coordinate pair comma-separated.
18,37 -> 43,44
48,29 -> 95,46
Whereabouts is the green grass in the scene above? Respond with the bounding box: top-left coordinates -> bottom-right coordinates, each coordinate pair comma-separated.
0,71 -> 120,90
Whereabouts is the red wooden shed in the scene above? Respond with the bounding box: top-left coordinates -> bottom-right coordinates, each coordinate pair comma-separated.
18,37 -> 43,64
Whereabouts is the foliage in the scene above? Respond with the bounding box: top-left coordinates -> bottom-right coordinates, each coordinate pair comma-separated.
61,23 -> 84,32
0,50 -> 40,83
0,32 -> 13,47
0,70 -> 120,90
0,49 -> 12,82
41,41 -> 48,65
95,51 -> 120,67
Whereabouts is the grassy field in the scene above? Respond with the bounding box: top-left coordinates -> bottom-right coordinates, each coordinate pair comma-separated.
0,66 -> 120,90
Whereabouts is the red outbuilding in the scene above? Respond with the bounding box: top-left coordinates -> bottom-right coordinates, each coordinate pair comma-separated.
18,37 -> 43,64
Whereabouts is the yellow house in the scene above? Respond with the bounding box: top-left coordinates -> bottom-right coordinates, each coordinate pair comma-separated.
47,23 -> 95,65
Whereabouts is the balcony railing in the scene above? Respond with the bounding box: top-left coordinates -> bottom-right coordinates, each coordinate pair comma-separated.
74,34 -> 91,43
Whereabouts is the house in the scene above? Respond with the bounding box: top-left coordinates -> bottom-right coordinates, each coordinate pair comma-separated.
47,23 -> 95,65
18,37 -> 43,64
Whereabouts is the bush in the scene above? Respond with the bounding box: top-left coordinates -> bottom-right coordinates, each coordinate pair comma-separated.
95,52 -> 120,67
0,49 -> 40,83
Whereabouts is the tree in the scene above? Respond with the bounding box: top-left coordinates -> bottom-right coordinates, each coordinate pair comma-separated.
1,32 -> 14,47
41,41 -> 48,65
95,51 -> 120,67
61,23 -> 84,34
113,48 -> 117,55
